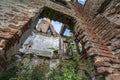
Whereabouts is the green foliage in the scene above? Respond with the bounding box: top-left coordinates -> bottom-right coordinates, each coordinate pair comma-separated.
62,63 -> 82,80
1,35 -> 94,80
65,36 -> 73,43
0,55 -> 47,80
1,55 -> 94,80
72,53 -> 80,62
49,48 -> 60,58
78,58 -> 94,80
65,36 -> 74,48
64,36 -> 95,80
49,61 -> 82,80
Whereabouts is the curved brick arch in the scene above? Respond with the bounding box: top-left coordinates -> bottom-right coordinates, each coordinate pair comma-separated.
0,0 -> 120,79
67,0 -> 120,79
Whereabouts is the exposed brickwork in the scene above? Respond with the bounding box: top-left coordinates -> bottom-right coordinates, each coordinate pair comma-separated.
69,0 -> 120,79
0,0 -> 119,79
0,0 -> 74,72
84,0 -> 106,17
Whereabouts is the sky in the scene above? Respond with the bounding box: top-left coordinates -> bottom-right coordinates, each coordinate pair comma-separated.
78,0 -> 86,5
51,20 -> 62,33
64,29 -> 71,36
52,20 -> 71,36
36,18 -> 71,36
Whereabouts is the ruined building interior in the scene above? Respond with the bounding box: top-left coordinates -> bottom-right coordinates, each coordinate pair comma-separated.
0,0 -> 120,80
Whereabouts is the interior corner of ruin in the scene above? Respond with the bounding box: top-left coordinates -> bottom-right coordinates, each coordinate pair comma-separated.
0,0 -> 120,80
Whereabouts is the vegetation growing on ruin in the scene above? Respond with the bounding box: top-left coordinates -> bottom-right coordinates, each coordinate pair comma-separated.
0,36 -> 95,80
48,51 -> 94,80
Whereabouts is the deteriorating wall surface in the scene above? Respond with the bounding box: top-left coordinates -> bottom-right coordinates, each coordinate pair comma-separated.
19,32 -> 59,55
70,0 -> 120,79
0,0 -> 120,79
0,0 -> 73,74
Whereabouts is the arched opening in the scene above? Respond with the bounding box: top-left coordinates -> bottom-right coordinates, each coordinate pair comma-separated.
0,5 -> 94,80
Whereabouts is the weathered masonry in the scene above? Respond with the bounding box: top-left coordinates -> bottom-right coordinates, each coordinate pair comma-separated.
0,0 -> 120,80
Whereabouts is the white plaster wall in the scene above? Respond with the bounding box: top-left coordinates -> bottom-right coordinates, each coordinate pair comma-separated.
30,33 -> 59,51
20,32 -> 59,53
